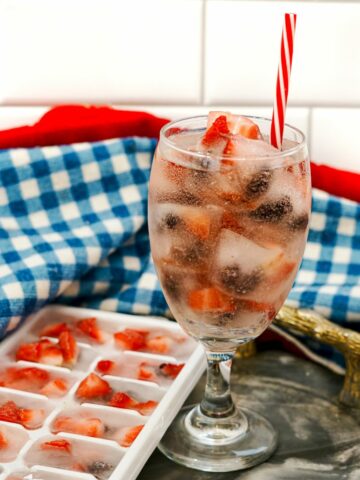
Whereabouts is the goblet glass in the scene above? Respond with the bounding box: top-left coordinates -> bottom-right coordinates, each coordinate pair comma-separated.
148,115 -> 310,472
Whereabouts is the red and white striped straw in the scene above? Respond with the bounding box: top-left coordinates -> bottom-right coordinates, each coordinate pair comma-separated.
270,13 -> 297,149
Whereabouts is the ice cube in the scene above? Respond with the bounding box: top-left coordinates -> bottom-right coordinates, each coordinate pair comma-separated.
0,424 -> 29,462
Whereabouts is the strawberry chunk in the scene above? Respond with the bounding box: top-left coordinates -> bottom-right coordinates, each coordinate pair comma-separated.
118,425 -> 144,447
40,322 -> 70,338
146,335 -> 173,354
0,401 -> 22,424
58,331 -> 78,367
228,115 -> 261,139
53,416 -> 104,438
97,360 -> 115,375
159,363 -> 185,379
136,401 -> 158,416
5,366 -> 50,390
184,210 -> 211,240
15,341 -> 41,362
0,401 -> 44,429
114,329 -> 148,351
202,115 -> 230,148
40,378 -> 68,397
137,363 -> 157,382
38,343 -> 64,367
108,392 -> 138,410
76,317 -> 104,343
188,287 -> 236,313
41,439 -> 72,454
76,373 -> 112,400
0,431 -> 8,449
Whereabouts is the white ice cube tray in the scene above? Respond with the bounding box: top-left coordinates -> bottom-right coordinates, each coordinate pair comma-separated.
0,305 -> 206,480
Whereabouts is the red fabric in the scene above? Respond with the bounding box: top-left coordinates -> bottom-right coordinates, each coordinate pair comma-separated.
0,105 -> 358,202
0,105 -> 168,148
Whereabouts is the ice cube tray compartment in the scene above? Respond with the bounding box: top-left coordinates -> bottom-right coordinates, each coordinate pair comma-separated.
0,305 -> 206,480
0,423 -> 29,463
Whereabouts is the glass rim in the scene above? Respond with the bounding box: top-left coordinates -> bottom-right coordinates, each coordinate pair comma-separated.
159,115 -> 307,162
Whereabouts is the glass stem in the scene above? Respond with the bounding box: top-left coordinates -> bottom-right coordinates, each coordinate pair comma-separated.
200,351 -> 236,418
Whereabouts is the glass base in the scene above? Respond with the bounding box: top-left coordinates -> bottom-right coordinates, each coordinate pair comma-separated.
159,405 -> 278,473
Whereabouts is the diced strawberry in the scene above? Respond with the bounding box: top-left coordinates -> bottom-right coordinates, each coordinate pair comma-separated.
108,392 -> 138,410
221,211 -> 244,234
41,439 -> 72,454
38,343 -> 64,367
188,287 -> 236,313
238,299 -> 275,316
6,366 -> 50,390
76,373 -> 112,400
183,210 -> 211,240
0,401 -> 22,424
15,341 -> 41,362
137,363 -> 157,382
76,317 -> 104,343
113,329 -> 148,351
58,331 -> 78,367
136,401 -> 158,416
40,378 -> 68,397
53,416 -> 104,438
146,335 -> 173,354
19,407 -> 44,429
97,360 -> 115,375
267,260 -> 296,285
0,431 -> 8,449
118,425 -> 144,447
40,322 -> 70,338
202,115 -> 230,148
228,115 -> 261,139
159,363 -> 185,379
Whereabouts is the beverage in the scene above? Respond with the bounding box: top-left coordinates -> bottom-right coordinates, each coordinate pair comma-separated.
148,113 -> 310,472
149,113 -> 310,351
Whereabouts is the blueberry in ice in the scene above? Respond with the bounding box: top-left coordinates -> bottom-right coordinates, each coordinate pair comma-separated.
220,265 -> 262,295
245,169 -> 272,199
249,196 -> 293,223
88,461 -> 113,477
177,191 -> 203,206
287,213 -> 309,231
173,241 -> 208,266
162,271 -> 179,296
161,213 -> 182,230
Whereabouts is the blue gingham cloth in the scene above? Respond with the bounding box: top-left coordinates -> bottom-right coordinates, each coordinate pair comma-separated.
0,137 -> 358,365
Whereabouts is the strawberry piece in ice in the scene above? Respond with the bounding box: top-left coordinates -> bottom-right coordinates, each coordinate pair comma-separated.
108,392 -> 138,410
4,367 -> 50,391
115,425 -> 144,447
40,322 -> 70,338
207,112 -> 261,140
188,287 -> 236,313
58,331 -> 78,367
202,115 -> 230,149
183,210 -> 211,240
15,341 -> 41,362
76,317 -> 104,343
76,373 -> 112,400
0,430 -> 8,449
0,401 -> 44,429
146,335 -> 174,354
159,363 -> 185,379
136,401 -> 158,416
38,342 -> 64,367
96,360 -> 115,375
53,416 -> 104,438
137,363 -> 157,382
113,329 -> 148,351
41,439 -> 72,454
40,378 -> 69,398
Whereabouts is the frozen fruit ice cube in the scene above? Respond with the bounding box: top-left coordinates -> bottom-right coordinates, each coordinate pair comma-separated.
187,287 -> 236,313
0,401 -> 45,430
158,363 -> 185,379
96,359 -> 116,375
40,322 -> 70,338
0,366 -> 50,392
113,329 -> 148,351
137,362 -> 158,382
58,331 -> 78,367
76,373 -> 112,400
40,378 -> 69,398
53,415 -> 105,438
108,392 -> 158,416
113,424 -> 144,447
145,335 -> 174,354
76,317 -> 105,343
207,112 -> 262,140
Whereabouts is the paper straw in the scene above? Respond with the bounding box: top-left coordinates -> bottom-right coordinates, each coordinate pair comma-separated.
270,13 -> 297,149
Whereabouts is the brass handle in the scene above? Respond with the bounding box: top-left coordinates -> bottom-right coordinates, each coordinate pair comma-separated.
275,305 -> 360,408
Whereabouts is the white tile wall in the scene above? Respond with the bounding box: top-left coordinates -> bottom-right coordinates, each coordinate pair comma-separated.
0,0 -> 203,104
0,1 -> 359,172
205,1 -> 360,107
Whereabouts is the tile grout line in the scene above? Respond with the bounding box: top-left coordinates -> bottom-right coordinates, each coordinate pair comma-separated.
200,0 -> 206,106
